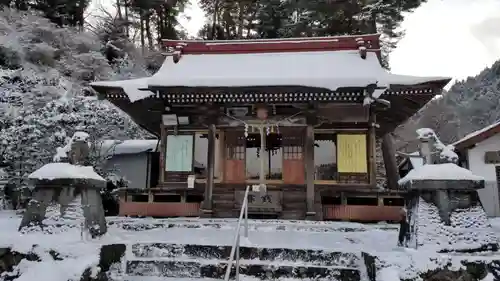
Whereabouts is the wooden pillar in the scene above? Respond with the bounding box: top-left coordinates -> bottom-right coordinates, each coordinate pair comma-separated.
201,124 -> 216,214
381,133 -> 400,189
368,109 -> 377,187
305,124 -> 316,219
159,122 -> 166,183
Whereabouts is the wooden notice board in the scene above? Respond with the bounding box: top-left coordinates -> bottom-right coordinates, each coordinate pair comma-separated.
234,191 -> 282,212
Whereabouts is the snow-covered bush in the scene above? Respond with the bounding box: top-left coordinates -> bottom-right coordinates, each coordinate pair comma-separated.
0,8 -> 152,189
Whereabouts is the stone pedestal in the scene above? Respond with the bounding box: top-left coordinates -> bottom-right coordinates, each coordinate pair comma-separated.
19,178 -> 107,238
19,188 -> 56,229
401,178 -> 498,252
81,187 -> 107,237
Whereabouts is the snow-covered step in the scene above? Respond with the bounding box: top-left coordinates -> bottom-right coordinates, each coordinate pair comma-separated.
130,243 -> 360,268
111,217 -> 398,233
126,259 -> 360,280
123,276 -> 351,281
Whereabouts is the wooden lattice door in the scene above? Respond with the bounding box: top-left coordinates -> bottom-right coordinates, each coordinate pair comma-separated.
224,132 -> 246,183
282,129 -> 305,184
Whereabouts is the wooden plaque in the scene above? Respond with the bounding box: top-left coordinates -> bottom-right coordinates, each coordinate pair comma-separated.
234,190 -> 282,212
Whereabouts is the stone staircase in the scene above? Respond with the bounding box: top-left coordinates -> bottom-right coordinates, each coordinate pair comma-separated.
106,218 -> 384,281
125,243 -> 364,281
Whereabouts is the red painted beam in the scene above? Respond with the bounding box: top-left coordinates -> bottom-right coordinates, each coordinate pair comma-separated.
162,34 -> 381,55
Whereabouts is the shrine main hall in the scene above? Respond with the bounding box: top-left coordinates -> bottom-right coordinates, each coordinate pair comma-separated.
91,34 -> 450,221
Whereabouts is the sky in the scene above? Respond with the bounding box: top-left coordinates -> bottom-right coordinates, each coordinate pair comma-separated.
89,0 -> 500,83
390,0 -> 500,83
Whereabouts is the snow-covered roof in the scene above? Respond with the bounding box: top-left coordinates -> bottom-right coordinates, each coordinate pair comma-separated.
453,121 -> 500,149
398,163 -> 484,185
91,50 -> 450,103
91,77 -> 154,102
28,163 -> 105,182
148,51 -> 448,90
408,152 -> 424,168
98,139 -> 159,155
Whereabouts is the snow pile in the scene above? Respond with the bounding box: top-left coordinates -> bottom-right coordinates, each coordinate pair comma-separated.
14,256 -> 97,281
28,163 -> 104,181
5,246 -> 99,281
377,266 -> 403,281
399,163 -> 484,185
412,197 -> 497,251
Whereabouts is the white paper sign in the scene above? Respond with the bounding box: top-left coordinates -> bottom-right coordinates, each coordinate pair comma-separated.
187,175 -> 195,189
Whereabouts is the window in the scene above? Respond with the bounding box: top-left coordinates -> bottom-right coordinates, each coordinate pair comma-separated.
226,134 -> 245,160
193,133 -> 220,179
282,133 -> 304,160
314,134 -> 337,180
165,135 -> 194,172
346,197 -> 378,206
245,133 -> 283,180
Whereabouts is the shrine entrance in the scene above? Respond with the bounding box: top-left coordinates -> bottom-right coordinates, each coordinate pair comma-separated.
224,128 -> 305,184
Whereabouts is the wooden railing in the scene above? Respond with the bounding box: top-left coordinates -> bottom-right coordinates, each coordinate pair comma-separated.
323,205 -> 401,222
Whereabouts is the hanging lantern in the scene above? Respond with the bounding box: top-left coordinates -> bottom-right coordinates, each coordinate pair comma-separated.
244,123 -> 249,138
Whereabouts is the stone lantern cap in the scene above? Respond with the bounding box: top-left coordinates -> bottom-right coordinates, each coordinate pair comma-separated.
28,162 -> 106,190
398,163 -> 484,191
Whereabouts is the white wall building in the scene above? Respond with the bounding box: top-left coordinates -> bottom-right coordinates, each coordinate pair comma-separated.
453,122 -> 500,217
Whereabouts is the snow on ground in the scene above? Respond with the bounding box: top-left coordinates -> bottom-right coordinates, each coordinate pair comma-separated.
1,209 -> 500,281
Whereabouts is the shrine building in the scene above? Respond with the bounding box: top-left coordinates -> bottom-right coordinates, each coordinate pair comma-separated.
90,34 -> 451,221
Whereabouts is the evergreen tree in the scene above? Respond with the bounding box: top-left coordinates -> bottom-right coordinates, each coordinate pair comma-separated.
199,0 -> 429,66
0,0 -> 91,27
0,9 -> 151,190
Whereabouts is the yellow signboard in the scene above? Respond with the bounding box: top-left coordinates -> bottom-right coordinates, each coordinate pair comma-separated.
337,134 -> 368,173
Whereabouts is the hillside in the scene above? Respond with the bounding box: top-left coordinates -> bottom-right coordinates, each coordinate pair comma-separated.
0,9 -> 152,186
395,59 -> 500,152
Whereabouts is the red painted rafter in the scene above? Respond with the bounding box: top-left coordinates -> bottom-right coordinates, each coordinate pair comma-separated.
162,34 -> 381,55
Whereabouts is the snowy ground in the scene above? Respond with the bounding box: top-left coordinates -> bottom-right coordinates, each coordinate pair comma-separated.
1,208 -> 500,281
